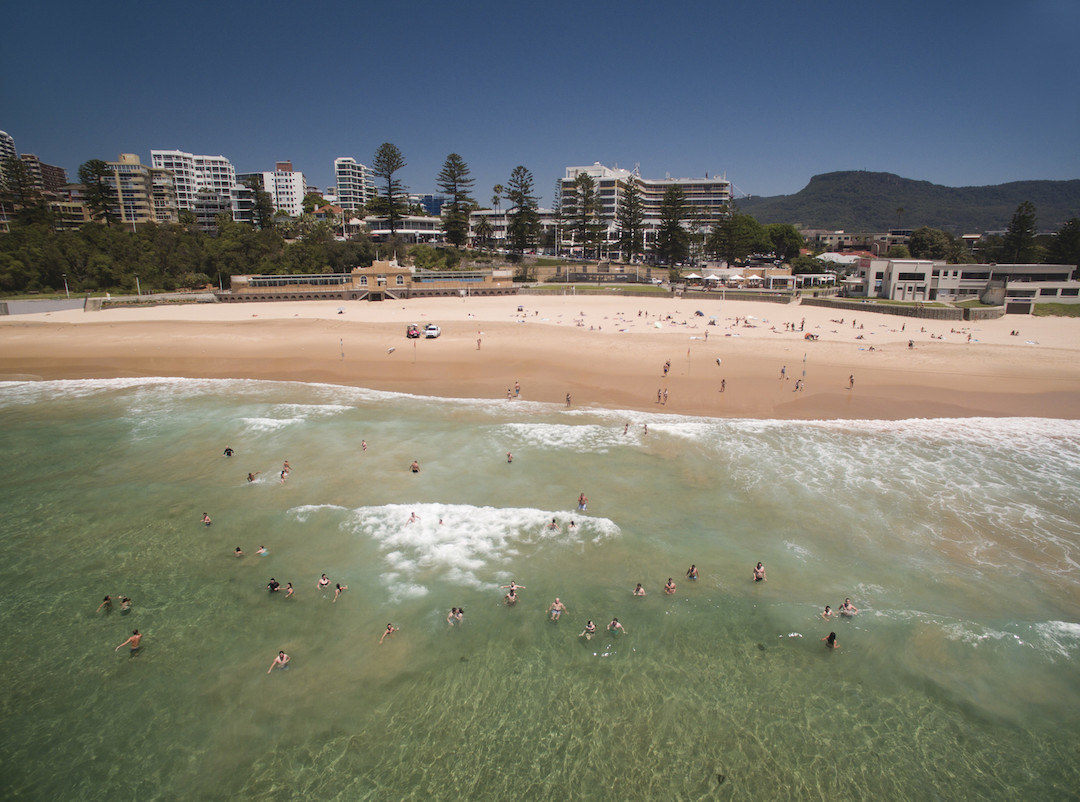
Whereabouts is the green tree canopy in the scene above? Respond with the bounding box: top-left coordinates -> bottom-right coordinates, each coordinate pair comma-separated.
563,172 -> 604,258
616,175 -> 645,262
436,153 -> 475,248
654,186 -> 689,266
708,212 -> 769,265
764,223 -> 803,262
505,166 -> 539,254
1001,200 -> 1039,263
908,227 -> 956,260
77,159 -> 116,228
372,143 -> 408,236
1045,217 -> 1080,267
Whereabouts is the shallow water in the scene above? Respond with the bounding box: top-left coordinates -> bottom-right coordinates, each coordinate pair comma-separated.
1,379 -> 1078,800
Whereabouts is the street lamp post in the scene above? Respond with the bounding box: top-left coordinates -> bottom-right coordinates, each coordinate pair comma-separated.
62,273 -> 69,298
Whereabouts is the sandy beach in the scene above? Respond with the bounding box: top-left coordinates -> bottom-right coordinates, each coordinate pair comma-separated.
2,294 -> 1079,419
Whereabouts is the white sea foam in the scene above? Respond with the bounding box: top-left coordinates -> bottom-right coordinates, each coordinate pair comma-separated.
288,504 -> 349,523
240,416 -> 304,433
340,503 -> 621,597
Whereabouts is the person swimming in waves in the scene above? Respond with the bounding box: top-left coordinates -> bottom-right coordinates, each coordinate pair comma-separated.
448,607 -> 459,627
333,583 -> 348,603
256,545 -> 268,555
753,562 -> 767,582
268,650 -> 290,673
247,472 -> 260,482
822,632 -> 838,649
500,581 -> 525,593
267,578 -> 280,592
547,597 -> 568,621
840,598 -> 859,617
504,588 -> 519,606
821,605 -> 833,620
633,583 -> 646,596
607,618 -> 628,634
96,595 -> 114,613
579,620 -> 596,639
317,574 -> 331,590
379,623 -> 399,644
664,578 -> 676,595
285,582 -> 294,599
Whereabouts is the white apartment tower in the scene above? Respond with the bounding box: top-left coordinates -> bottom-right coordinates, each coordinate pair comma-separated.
151,150 -> 238,211
334,157 -> 375,211
0,130 -> 16,184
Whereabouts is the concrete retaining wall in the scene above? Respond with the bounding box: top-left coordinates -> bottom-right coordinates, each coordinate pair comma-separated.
801,297 -> 964,321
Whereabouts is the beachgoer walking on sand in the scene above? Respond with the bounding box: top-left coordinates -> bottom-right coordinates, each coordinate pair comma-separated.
566,393 -> 572,407
720,378 -> 726,392
780,365 -> 786,380
514,381 -> 520,397
202,513 -> 212,526
662,388 -> 668,405
547,597 -> 568,620
753,562 -> 767,582
848,375 -> 855,389
268,650 -> 290,672
657,389 -> 662,404
115,630 -> 142,653
379,624 -> 399,644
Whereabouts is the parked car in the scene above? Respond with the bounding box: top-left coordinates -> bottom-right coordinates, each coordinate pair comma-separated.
424,324 -> 441,339
406,324 -> 421,338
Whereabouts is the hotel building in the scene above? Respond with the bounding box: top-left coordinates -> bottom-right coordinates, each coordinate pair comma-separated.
334,157 -> 376,212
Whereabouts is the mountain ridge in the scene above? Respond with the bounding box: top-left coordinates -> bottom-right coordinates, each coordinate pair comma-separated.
737,171 -> 1080,234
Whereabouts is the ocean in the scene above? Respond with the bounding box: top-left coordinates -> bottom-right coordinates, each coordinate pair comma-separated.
1,378 -> 1078,800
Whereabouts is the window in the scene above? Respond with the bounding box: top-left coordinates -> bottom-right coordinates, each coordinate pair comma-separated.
396,275 -> 404,285
1039,288 -> 1058,296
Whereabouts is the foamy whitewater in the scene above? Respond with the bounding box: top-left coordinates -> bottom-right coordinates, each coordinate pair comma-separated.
1,378 -> 1078,799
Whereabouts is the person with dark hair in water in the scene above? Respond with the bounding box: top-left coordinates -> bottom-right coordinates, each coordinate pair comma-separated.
823,632 -> 838,649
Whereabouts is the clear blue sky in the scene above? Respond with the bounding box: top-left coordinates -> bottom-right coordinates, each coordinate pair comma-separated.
3,0 -> 1077,207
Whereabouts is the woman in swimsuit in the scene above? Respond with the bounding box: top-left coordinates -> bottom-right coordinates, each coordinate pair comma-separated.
317,574 -> 331,590
333,583 -> 348,603
821,605 -> 833,620
579,620 -> 596,638
448,607 -> 458,626
285,582 -> 294,598
379,623 -> 399,644
822,632 -> 838,649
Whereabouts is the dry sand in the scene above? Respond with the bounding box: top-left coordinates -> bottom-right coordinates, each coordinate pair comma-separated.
2,294 -> 1079,419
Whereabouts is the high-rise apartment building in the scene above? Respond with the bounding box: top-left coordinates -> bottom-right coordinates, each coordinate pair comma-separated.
150,150 -> 238,211
19,154 -> 68,193
238,161 -> 307,218
105,153 -> 178,226
0,130 -> 16,187
334,157 -> 375,211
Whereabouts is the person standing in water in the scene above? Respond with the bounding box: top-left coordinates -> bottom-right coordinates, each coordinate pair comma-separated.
115,630 -> 142,653
578,492 -> 588,511
607,618 -> 628,634
633,583 -> 646,596
753,562 -> 767,582
664,578 -> 677,595
840,598 -> 859,616
822,632 -> 838,649
268,650 -> 290,672
202,513 -> 212,526
686,564 -> 699,581
579,620 -> 596,639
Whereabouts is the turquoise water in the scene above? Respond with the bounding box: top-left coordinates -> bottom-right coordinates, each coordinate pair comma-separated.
1,378 -> 1078,800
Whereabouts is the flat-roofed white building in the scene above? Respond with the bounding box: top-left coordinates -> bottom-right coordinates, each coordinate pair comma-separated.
238,161 -> 308,218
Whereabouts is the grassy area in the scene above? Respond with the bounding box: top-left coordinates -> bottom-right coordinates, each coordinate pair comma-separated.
955,299 -> 1000,309
1032,303 -> 1080,317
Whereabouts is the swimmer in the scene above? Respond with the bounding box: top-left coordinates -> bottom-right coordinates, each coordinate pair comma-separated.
235,546 -> 245,557
247,472 -> 260,482
579,620 -> 596,639
202,513 -> 212,526
285,582 -> 294,598
455,608 -> 464,625
822,632 -> 838,649
317,574 -> 330,590
223,447 -> 234,457
507,451 -> 513,463
361,440 -> 367,452
504,588 -> 519,606
548,518 -> 560,531
500,581 -> 525,593
333,583 -> 348,603
821,605 -> 833,620
686,564 -> 699,580
840,598 -> 859,617
607,618 -> 628,634
448,607 -> 459,626
753,562 -> 766,582
406,511 -> 420,524
633,583 -> 646,596
96,595 -> 114,612
267,578 -> 280,592
256,545 -> 268,555
268,650 -> 290,673
282,460 -> 290,474
410,460 -> 420,473
120,597 -> 132,612
115,630 -> 142,653
577,492 -> 588,511
664,578 -> 676,595
568,520 -> 576,531
547,597 -> 568,621
379,623 -> 399,644
280,470 -> 287,483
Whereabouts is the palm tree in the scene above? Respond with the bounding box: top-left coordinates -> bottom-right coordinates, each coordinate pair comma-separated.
492,184 -> 504,212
